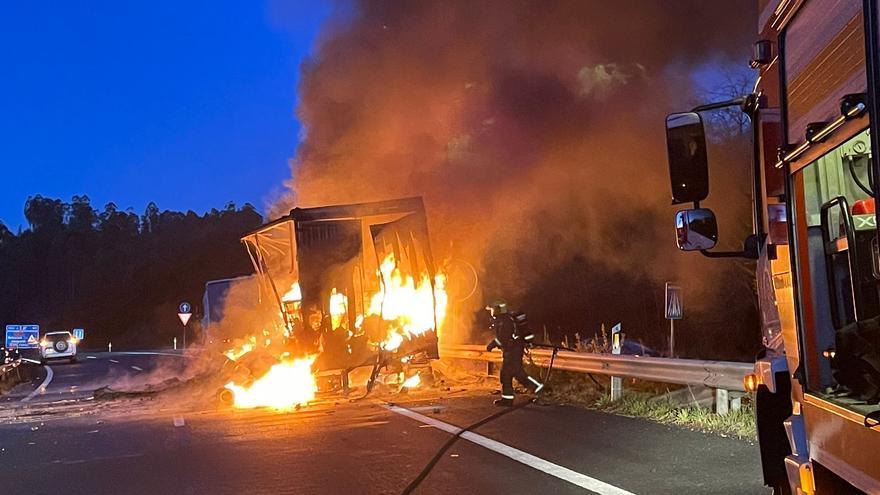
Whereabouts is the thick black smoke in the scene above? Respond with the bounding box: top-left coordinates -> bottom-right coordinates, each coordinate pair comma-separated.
279,1 -> 759,358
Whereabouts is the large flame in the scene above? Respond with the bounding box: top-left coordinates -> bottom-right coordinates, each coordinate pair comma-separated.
282,282 -> 302,303
224,356 -> 317,410
401,374 -> 421,388
368,253 -> 447,349
224,336 -> 256,361
221,254 -> 447,410
329,288 -> 348,330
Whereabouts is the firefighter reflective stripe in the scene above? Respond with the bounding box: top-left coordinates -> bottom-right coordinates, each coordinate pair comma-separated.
528,376 -> 542,387
501,394 -> 515,399
524,333 -> 534,341
494,338 -> 502,346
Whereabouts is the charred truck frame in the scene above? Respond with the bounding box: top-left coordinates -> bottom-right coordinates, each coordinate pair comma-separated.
240,197 -> 442,393
666,0 -> 880,493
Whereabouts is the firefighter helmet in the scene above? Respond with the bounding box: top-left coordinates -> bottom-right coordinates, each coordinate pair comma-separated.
485,298 -> 509,315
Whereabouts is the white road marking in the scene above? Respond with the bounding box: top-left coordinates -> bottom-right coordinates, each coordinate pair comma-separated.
86,356 -> 97,360
21,358 -> 41,364
116,351 -> 193,359
22,365 -> 54,402
386,405 -> 637,495
130,366 -> 143,371
60,453 -> 144,465
109,359 -> 120,363
408,405 -> 447,413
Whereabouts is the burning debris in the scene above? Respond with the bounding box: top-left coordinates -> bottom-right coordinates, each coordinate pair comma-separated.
212,198 -> 447,410
400,374 -> 421,390
224,356 -> 317,410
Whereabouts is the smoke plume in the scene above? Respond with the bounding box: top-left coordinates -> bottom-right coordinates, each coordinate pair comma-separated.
279,1 -> 759,356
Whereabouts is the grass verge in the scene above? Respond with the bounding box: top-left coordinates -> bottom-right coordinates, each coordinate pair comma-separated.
534,370 -> 757,440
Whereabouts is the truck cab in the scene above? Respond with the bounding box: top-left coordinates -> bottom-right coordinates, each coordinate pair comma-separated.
666,0 -> 880,492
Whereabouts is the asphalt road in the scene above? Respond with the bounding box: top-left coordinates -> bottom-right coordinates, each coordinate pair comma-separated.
0,352 -> 768,495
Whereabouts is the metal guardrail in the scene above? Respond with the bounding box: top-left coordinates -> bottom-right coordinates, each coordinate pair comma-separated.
0,358 -> 23,383
439,344 -> 752,392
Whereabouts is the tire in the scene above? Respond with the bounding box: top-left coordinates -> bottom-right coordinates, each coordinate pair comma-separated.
756,373 -> 793,492
771,483 -> 792,495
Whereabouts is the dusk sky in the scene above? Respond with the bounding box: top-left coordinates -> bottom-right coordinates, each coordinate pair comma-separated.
0,2 -> 740,232
0,1 -> 333,230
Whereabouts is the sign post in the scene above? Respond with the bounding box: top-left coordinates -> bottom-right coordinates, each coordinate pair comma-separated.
664,283 -> 683,357
178,302 -> 192,350
610,323 -> 624,401
5,324 -> 40,349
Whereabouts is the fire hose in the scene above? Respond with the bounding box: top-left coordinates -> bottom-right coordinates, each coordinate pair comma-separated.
524,343 -> 603,387
398,343 -> 568,495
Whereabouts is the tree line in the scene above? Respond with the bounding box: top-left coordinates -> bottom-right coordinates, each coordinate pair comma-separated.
0,195 -> 262,348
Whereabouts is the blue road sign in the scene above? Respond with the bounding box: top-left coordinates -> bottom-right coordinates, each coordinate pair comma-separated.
73,328 -> 85,340
179,302 -> 192,314
5,324 -> 40,349
665,283 -> 683,320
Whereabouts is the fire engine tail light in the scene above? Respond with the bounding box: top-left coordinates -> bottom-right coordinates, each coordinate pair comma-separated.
743,373 -> 759,392
798,463 -> 815,495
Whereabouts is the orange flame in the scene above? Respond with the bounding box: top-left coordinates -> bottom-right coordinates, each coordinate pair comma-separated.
282,282 -> 302,303
329,288 -> 348,329
368,253 -> 447,349
401,374 -> 421,388
221,255 -> 446,410
224,336 -> 256,361
224,356 -> 317,410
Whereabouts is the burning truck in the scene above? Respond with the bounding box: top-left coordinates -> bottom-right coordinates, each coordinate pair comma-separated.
218,197 -> 447,409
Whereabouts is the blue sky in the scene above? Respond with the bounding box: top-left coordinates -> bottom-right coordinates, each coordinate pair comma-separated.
0,1 -> 333,230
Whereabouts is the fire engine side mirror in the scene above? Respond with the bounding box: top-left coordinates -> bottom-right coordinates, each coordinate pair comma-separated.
675,208 -> 718,251
666,112 -> 710,204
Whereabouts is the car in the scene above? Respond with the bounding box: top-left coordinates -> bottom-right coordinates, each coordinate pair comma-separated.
620,340 -> 660,357
39,331 -> 78,364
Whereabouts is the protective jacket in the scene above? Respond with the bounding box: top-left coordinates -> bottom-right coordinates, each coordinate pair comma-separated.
486,312 -> 541,400
488,312 -> 534,351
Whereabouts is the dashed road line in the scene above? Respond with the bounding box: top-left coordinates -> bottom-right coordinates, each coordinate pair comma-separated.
109,359 -> 120,363
57,453 -> 145,465
22,365 -> 54,402
386,405 -> 636,495
130,365 -> 143,371
116,351 -> 193,359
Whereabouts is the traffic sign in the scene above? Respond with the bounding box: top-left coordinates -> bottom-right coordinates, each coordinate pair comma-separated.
665,283 -> 683,320
177,301 -> 193,350
178,313 -> 192,326
73,328 -> 85,340
5,324 -> 40,349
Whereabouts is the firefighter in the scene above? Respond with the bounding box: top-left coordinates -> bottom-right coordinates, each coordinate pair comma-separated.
485,299 -> 544,406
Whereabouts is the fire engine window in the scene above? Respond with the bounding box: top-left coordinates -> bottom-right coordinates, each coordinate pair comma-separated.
793,128 -> 880,410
